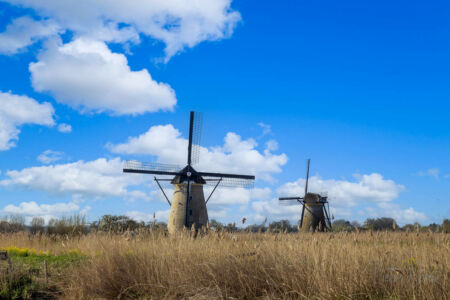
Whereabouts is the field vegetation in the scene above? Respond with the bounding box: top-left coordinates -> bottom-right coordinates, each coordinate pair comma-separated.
0,216 -> 448,299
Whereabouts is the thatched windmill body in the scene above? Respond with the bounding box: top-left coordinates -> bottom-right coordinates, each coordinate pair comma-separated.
123,111 -> 255,234
279,159 -> 332,232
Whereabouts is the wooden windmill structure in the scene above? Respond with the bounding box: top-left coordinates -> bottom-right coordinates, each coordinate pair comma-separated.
279,159 -> 332,232
123,111 -> 255,234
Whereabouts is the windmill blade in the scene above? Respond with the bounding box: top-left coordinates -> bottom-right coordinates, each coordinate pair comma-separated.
279,197 -> 304,206
324,202 -> 332,230
187,111 -> 194,166
185,177 -> 191,227
279,200 -> 302,206
279,197 -> 304,201
204,177 -> 254,188
300,204 -> 306,228
186,111 -> 203,166
200,171 -> 255,188
198,171 -> 255,180
123,160 -> 182,176
191,111 -> 203,165
305,158 -> 310,196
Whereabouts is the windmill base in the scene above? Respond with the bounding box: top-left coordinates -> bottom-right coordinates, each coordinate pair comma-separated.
301,204 -> 328,232
168,183 -> 208,234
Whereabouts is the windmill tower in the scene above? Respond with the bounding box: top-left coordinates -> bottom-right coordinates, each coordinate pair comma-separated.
279,159 -> 332,232
123,111 -> 255,234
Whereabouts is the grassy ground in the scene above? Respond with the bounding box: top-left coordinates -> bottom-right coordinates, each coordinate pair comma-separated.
0,243 -> 86,299
0,231 -> 448,299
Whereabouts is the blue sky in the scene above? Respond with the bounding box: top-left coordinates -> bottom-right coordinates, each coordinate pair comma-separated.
0,0 -> 448,225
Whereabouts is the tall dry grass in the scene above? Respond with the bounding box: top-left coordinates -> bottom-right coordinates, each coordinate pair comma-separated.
1,231 -> 448,299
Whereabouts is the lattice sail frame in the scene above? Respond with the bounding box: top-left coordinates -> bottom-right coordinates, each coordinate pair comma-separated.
123,160 -> 183,173
191,111 -> 203,165
203,176 -> 254,189
124,161 -> 254,188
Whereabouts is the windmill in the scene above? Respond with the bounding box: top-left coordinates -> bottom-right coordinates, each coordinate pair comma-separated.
123,111 -> 255,234
279,159 -> 332,232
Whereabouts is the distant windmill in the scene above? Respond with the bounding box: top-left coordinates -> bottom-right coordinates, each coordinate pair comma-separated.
123,111 -> 255,234
279,159 -> 332,232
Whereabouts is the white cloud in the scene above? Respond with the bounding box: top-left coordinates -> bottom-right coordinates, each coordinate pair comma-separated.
202,187 -> 271,224
126,210 -> 170,223
2,200 -> 87,223
277,173 -> 404,207
0,16 -> 61,55
416,168 -> 440,180
30,38 -> 177,115
258,122 -> 272,136
251,198 -> 301,224
265,140 -> 278,152
0,157 -> 147,199
37,149 -> 64,164
108,125 -> 186,161
363,203 -> 427,224
107,124 -> 288,181
3,201 -> 79,216
4,0 -> 241,59
57,123 -> 72,133
390,207 -> 427,224
0,91 -> 54,150
207,187 -> 271,206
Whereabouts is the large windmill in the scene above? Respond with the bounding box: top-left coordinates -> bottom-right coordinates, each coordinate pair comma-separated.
123,111 -> 255,234
279,159 -> 332,232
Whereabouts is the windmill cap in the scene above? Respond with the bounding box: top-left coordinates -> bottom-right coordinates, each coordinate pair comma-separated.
304,193 -> 328,203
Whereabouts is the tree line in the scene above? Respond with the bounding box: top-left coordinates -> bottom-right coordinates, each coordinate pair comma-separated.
0,214 -> 449,235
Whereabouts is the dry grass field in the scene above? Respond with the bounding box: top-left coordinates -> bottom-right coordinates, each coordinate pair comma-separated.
1,230 -> 449,299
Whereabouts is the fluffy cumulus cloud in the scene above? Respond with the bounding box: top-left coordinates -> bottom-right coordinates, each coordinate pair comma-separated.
208,187 -> 271,206
361,203 -> 427,224
251,198 -> 303,224
0,157 -> 147,199
0,16 -> 61,55
57,123 -> 72,133
389,207 -> 427,224
2,200 -> 89,223
37,149 -> 64,164
3,0 -> 241,59
3,201 -> 79,216
0,91 -> 54,150
277,173 -> 404,207
1,1 -> 240,115
205,187 -> 272,221
107,124 -> 288,181
30,38 -> 177,115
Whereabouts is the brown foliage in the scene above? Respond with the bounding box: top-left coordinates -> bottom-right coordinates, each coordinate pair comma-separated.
1,231 -> 449,299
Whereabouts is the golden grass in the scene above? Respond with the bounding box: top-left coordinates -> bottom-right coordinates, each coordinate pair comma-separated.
1,231 -> 448,299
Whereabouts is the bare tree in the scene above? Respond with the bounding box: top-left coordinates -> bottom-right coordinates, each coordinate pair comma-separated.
30,217 -> 45,235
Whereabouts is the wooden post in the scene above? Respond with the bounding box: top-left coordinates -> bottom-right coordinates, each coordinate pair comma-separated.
44,260 -> 48,285
7,256 -> 13,271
